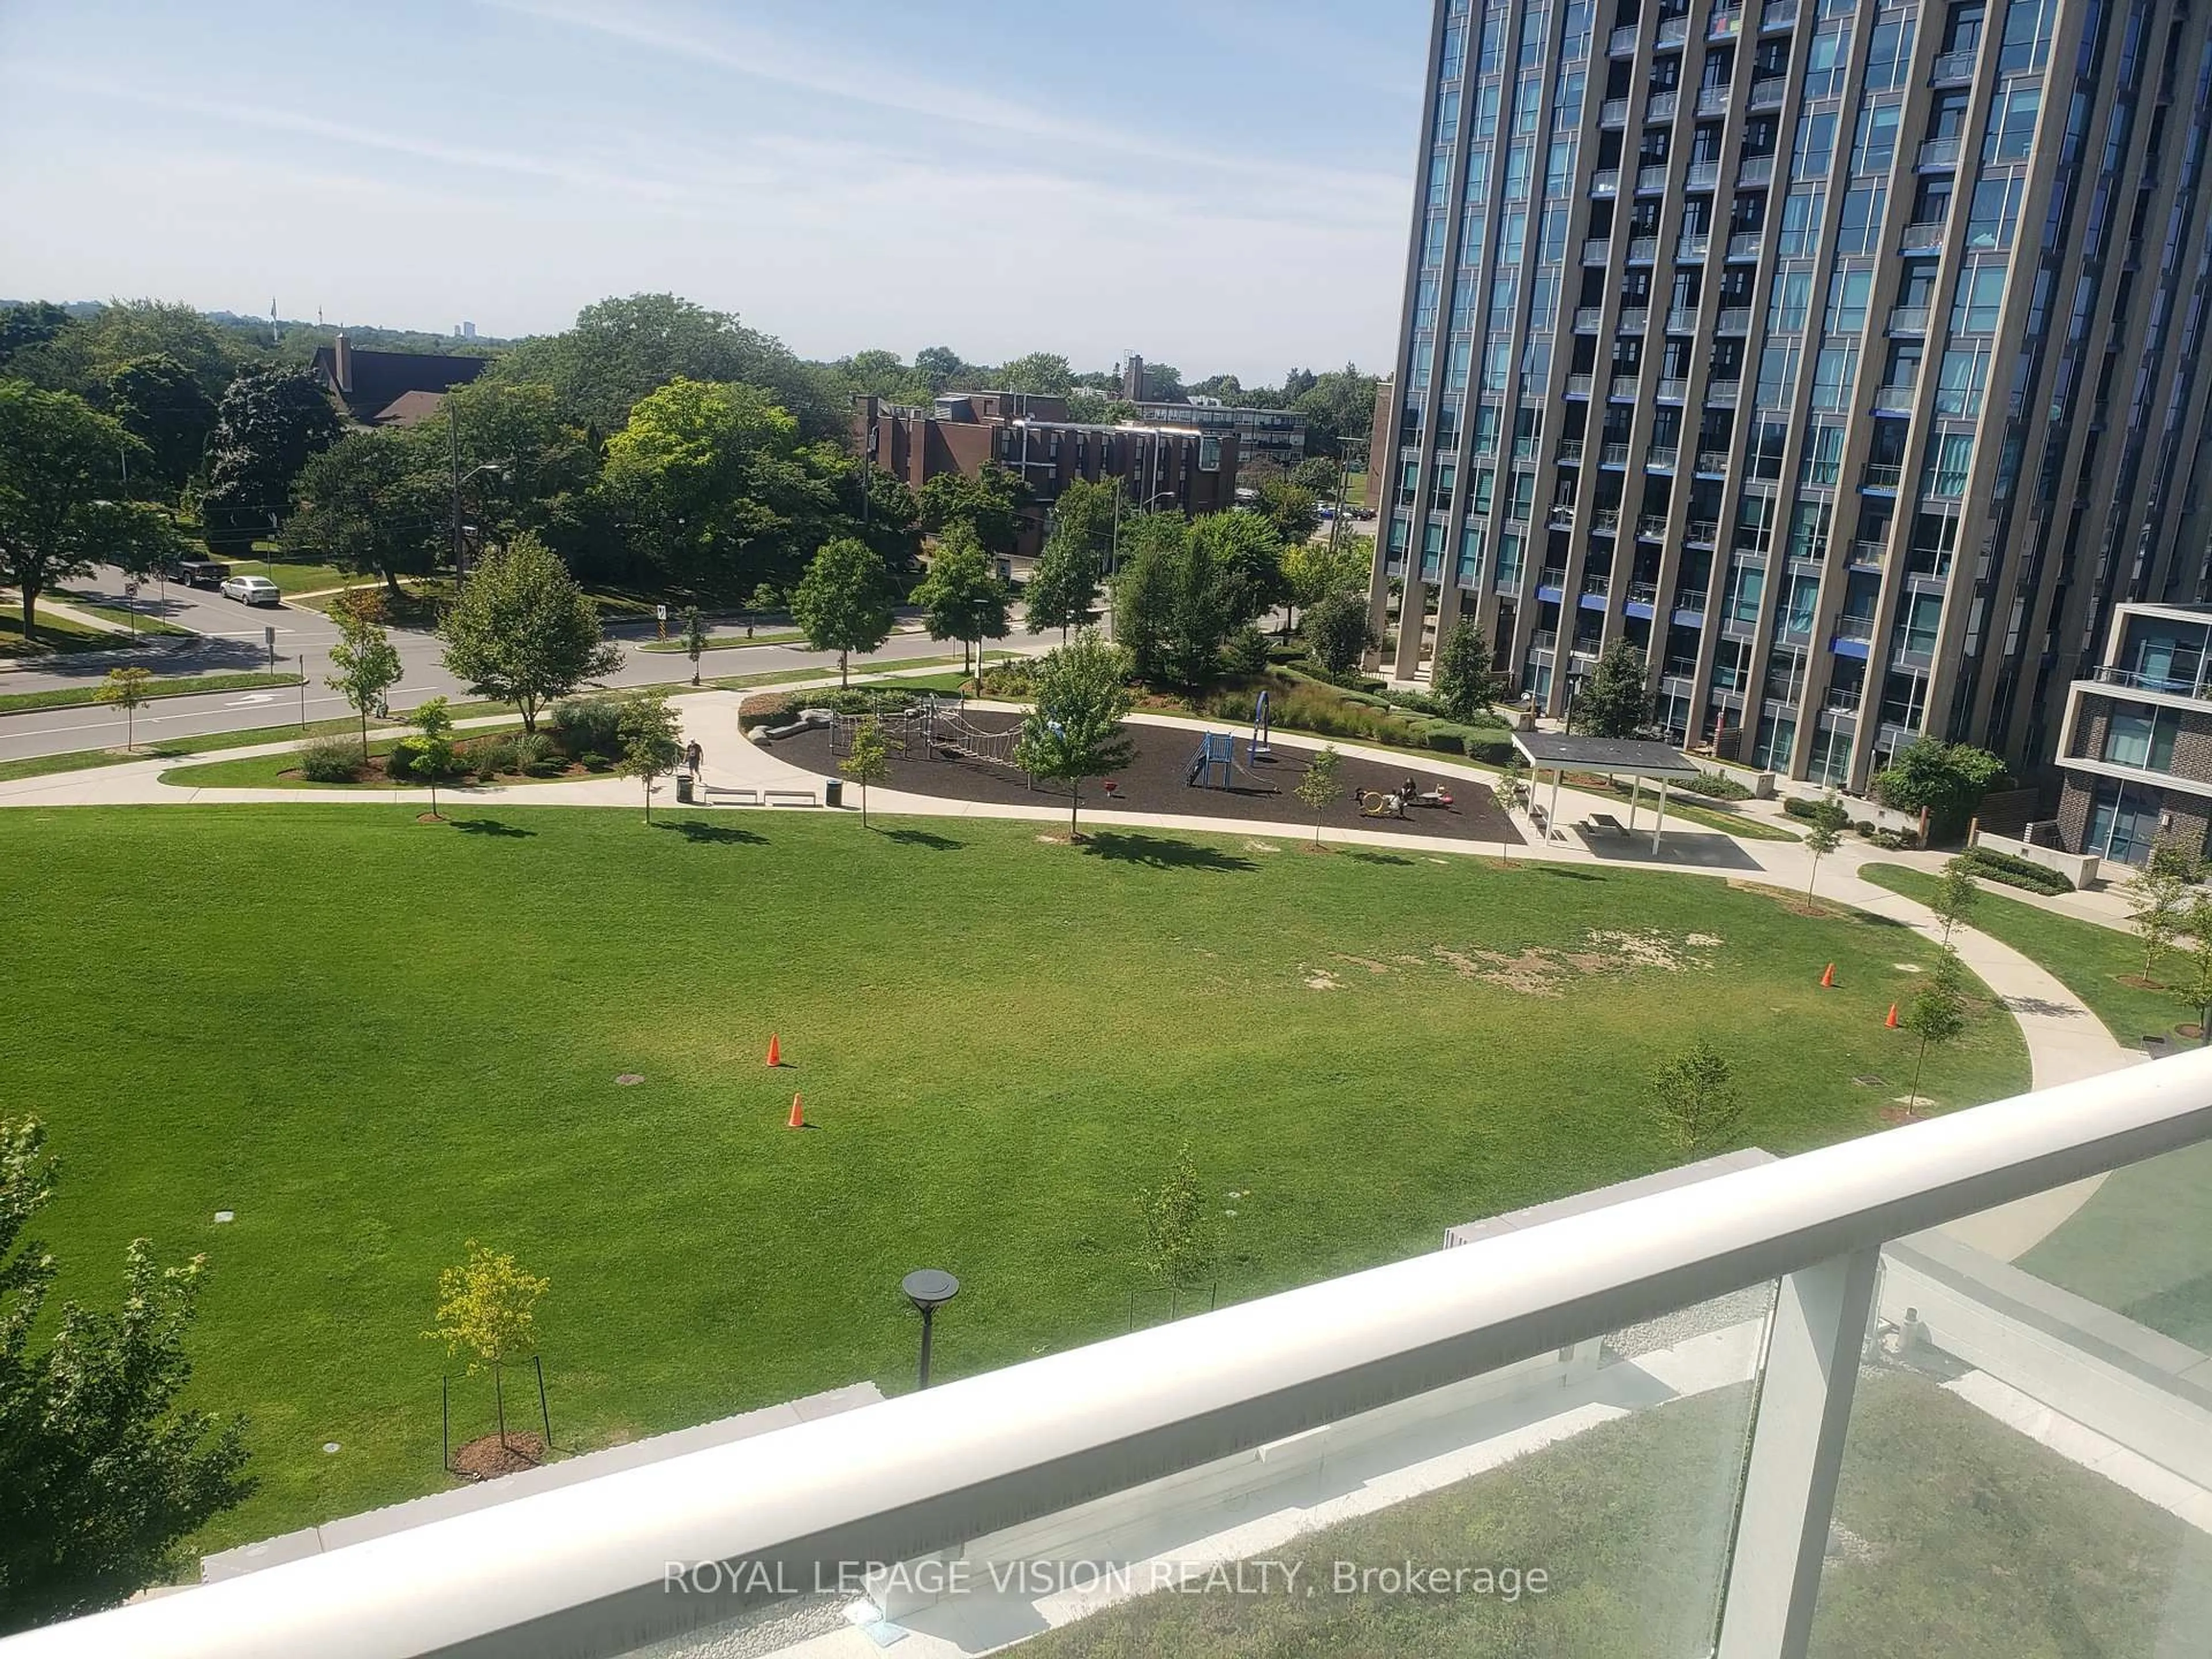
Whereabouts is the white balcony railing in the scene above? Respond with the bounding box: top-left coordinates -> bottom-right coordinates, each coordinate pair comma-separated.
1668,306 -> 1700,332
1728,230 -> 1764,259
1698,83 -> 1730,116
1686,160 -> 1721,190
1647,444 -> 1680,469
1619,306 -> 1650,333
1602,441 -> 1633,466
1592,167 -> 1622,195
1600,97 -> 1630,127
1575,305 -> 1605,332
1657,375 -> 1690,400
1679,229 -> 1713,257
1628,235 -> 1660,262
1738,154 -> 1775,186
1648,89 -> 1679,121
1638,164 -> 1671,192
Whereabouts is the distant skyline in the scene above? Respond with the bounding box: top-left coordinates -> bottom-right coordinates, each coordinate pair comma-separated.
0,0 -> 1426,383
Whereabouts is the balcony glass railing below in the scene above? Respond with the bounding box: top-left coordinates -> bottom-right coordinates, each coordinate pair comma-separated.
1861,462 -> 1904,490
1658,376 -> 1690,400
1611,374 -> 1642,398
1600,97 -> 1630,127
1695,450 -> 1729,475
1698,84 -> 1730,116
1557,439 -> 1585,464
1648,444 -> 1680,469
1919,136 -> 1961,168
1619,306 -> 1650,333
1738,154 -> 1775,186
1592,167 -> 1622,195
1638,164 -> 1671,192
1648,89 -> 1679,121
1602,442 -> 1632,466
1628,235 -> 1660,262
1930,47 -> 1976,84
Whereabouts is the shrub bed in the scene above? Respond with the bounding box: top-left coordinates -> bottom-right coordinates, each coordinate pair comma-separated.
1960,844 -> 2075,895
297,736 -> 364,783
1681,768 -> 1752,801
737,694 -> 796,732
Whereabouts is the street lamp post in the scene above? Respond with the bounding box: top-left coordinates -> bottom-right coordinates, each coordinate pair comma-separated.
901,1268 -> 960,1390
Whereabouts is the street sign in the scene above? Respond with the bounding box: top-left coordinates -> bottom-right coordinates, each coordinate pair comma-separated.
264,625 -> 276,669
656,603 -> 668,641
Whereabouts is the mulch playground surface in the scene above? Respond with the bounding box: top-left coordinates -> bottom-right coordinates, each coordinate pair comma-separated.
768,710 -> 1525,846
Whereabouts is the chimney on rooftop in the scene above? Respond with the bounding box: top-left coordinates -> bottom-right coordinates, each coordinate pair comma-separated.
332,332 -> 353,395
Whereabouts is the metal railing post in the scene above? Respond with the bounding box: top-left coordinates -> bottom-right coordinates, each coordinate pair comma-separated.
1715,1248 -> 1880,1658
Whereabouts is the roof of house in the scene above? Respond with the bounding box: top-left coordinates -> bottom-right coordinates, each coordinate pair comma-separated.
312,344 -> 488,425
370,389 -> 454,428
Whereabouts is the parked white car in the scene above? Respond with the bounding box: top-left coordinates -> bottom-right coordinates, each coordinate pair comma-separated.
219,575 -> 282,607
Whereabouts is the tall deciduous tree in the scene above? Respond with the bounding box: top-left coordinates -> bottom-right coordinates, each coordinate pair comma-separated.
1304,589 -> 1375,679
104,355 -> 217,492
196,367 -> 343,552
1432,618 -> 1499,722
1281,536 -> 1369,632
0,382 -> 174,634
597,376 -> 801,591
1111,535 -> 1177,687
995,352 -> 1075,396
1573,641 -> 1654,738
792,537 -> 895,687
912,526 -> 1011,675
325,591 -> 404,757
1025,526 -> 1102,639
1189,510 -> 1286,628
437,532 -> 620,733
0,1116 -> 254,1634
1252,478 -> 1319,547
1014,631 -> 1137,841
916,465 -> 1024,556
285,429 -> 446,591
1166,530 -> 1234,687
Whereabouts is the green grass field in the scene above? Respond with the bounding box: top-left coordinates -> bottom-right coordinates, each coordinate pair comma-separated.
0,671 -> 302,718
0,607 -> 125,657
2,810 -> 2025,1558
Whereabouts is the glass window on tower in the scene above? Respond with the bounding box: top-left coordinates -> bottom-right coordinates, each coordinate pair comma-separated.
1800,425 -> 1846,486
1435,87 -> 1463,145
1825,268 -> 1874,333
1984,83 -> 2041,162
1998,0 -> 2059,74
1793,111 -> 1840,179
1936,344 -> 1993,415
1778,188 -> 1825,255
1789,499 -> 1833,560
1768,271 -> 1815,333
1865,16 -> 1916,89
1851,103 -> 1902,175
1805,25 -> 1852,98
1835,187 -> 1887,255
1810,343 -> 1858,410
1965,176 -> 2025,249
1950,263 -> 2009,332
1924,431 -> 1976,497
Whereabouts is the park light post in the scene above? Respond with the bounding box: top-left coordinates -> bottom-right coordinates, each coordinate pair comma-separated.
901,1269 -> 959,1390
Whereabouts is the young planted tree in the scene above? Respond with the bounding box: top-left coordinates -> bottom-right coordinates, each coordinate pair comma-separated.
1901,948 -> 1970,1112
840,717 -> 891,828
93,667 -> 154,751
0,1116 -> 254,1633
682,605 -> 708,686
438,533 -> 622,733
1013,632 -> 1138,842
2176,891 -> 2212,1046
1492,759 -> 1526,863
1801,792 -> 1847,908
791,537 -> 894,687
406,696 -> 459,820
617,693 -> 684,824
1293,745 -> 1346,847
1647,1037 -> 1745,1161
912,525 -> 1012,676
1929,855 -> 1982,945
746,581 -> 782,637
1432,618 -> 1500,723
325,591 -> 404,758
2124,856 -> 2191,984
1133,1142 -> 1221,1304
1110,537 -> 1178,685
426,1241 -> 549,1454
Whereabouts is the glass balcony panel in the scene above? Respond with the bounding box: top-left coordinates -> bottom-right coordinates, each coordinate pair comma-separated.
1808,1142 -> 2212,1656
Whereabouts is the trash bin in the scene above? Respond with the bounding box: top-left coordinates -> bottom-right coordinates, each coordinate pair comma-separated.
676,774 -> 694,804
824,778 -> 844,809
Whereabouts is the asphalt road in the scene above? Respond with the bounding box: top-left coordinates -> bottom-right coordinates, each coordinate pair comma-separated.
1,569 -> 1030,764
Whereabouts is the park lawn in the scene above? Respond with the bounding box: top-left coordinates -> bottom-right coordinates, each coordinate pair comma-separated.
1857,863 -> 2189,1047
0,608 -> 124,658
0,671 -> 302,718
220,558 -> 356,596
1019,1372 -> 2205,1658
1861,862 -> 2212,1350
2,810 -> 2024,1558
54,596 -> 192,638
0,703 -> 525,786
152,724 -> 645,793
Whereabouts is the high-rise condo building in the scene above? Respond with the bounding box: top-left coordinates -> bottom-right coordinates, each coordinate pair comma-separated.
1368,0 -> 2212,793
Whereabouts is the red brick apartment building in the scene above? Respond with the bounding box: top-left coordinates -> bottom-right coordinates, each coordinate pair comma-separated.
854,392 -> 1240,558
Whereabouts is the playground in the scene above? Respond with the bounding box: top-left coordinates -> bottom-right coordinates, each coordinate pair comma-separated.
767,702 -> 1525,846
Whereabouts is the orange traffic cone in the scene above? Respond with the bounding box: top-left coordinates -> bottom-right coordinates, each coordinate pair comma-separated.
1885,1002 -> 1900,1029
765,1033 -> 781,1067
787,1093 -> 805,1130
1819,963 -> 1836,989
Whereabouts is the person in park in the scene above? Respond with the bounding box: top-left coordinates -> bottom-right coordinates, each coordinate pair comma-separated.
683,740 -> 703,781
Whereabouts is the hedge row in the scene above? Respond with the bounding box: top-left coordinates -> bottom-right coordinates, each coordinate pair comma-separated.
1960,845 -> 2075,895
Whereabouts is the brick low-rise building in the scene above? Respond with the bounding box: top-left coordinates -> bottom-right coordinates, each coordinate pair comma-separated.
854,392 -> 1239,557
2054,603 -> 2212,865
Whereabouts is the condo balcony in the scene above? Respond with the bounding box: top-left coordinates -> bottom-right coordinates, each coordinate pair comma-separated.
1919,136 -> 1963,169
1619,306 -> 1650,334
1889,305 -> 1931,334
1638,512 -> 1672,538
1666,306 -> 1700,333
1931,47 -> 1978,85
1658,375 -> 1691,400
1627,235 -> 1660,262
1748,77 -> 1786,111
1601,441 -> 1633,467
1862,461 -> 1905,490
1695,450 -> 1730,475
1900,219 -> 1948,253
1834,613 -> 1878,641
1567,373 -> 1596,397
1638,164 -> 1671,193
1610,373 -> 1643,398
1648,444 -> 1680,469
1658,13 -> 1690,46
1697,84 -> 1731,117
1592,506 -> 1624,532
1716,306 -> 1752,333
1738,154 -> 1775,187
1583,237 -> 1612,264
1575,305 -> 1605,332
1592,167 -> 1622,196
1675,584 -> 1712,608
1609,22 -> 1641,54
1600,97 -> 1630,128
1685,160 -> 1722,191
1707,378 -> 1742,406
1648,89 -> 1680,121
1762,0 -> 1800,26
1582,571 -> 1613,597
1556,438 -> 1586,464
1679,228 -> 1714,257
1726,230 -> 1764,260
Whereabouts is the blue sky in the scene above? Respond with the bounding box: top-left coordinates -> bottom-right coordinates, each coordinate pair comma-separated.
0,0 -> 1426,382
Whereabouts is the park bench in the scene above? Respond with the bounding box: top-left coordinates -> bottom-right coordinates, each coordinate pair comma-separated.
715,787 -> 760,807
763,789 -> 820,808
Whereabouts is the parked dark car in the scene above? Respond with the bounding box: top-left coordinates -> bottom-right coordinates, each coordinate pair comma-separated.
171,559 -> 232,588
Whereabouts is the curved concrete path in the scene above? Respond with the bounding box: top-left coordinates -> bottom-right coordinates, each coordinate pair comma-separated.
0,684 -> 2132,1255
